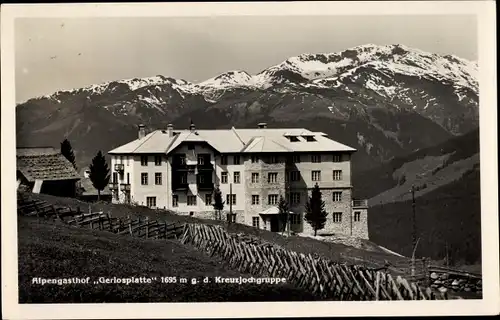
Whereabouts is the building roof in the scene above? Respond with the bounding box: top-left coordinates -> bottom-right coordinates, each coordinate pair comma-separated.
16,147 -> 81,182
108,127 -> 356,155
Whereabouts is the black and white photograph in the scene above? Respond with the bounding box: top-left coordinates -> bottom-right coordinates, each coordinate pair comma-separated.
1,1 -> 498,318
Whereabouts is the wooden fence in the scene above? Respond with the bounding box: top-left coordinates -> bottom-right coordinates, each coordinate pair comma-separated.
17,194 -> 185,240
179,223 -> 447,301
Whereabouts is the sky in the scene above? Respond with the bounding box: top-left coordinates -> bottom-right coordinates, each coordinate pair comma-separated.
14,15 -> 478,103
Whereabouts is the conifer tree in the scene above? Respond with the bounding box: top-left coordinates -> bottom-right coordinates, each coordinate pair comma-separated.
60,139 -> 77,170
212,186 -> 225,220
278,194 -> 290,235
304,183 -> 329,236
89,150 -> 110,201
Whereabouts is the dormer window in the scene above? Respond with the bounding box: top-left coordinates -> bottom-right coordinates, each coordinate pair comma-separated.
287,135 -> 300,142
304,136 -> 316,142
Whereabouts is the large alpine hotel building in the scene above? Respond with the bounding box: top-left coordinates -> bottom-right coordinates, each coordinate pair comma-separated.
108,123 -> 369,239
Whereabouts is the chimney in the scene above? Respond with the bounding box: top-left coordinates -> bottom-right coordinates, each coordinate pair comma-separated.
138,124 -> 146,139
258,122 -> 267,129
189,120 -> 196,132
167,123 -> 174,137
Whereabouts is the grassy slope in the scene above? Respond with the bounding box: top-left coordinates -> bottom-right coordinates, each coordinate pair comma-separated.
368,166 -> 481,265
352,128 -> 479,200
24,192 -> 408,269
18,216 -> 317,303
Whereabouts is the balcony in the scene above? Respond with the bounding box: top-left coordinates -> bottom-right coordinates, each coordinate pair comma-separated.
197,163 -> 214,171
114,163 -> 124,172
120,183 -> 131,191
352,199 -> 368,208
108,182 -> 119,190
172,182 -> 189,192
197,182 -> 215,191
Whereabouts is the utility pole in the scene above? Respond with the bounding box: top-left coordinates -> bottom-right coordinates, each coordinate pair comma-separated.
411,185 -> 417,257
229,182 -> 233,223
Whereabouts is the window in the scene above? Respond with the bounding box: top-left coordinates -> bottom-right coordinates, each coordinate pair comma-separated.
221,172 -> 228,184
268,172 -> 278,183
268,155 -> 279,164
146,197 -> 156,208
311,170 -> 321,181
292,154 -> 301,163
290,192 -> 301,205
197,155 -> 205,165
354,211 -> 361,222
172,195 -> 178,207
290,171 -> 300,182
141,155 -> 148,166
252,195 -> 260,205
226,194 -> 236,205
112,172 -> 118,184
154,155 -> 162,166
333,154 -> 342,162
251,173 -> 259,183
332,192 -> 342,202
268,194 -> 279,205
333,170 -> 343,181
220,155 -> 228,165
228,214 -> 237,223
251,155 -> 259,163
180,172 -> 188,184
187,195 -> 197,206
287,136 -> 300,142
234,172 -> 240,184
252,217 -> 260,228
197,174 -> 205,184
205,194 -> 212,206
333,212 -> 342,223
233,155 -> 240,165
311,154 -> 321,163
305,136 -> 316,142
141,173 -> 148,185
153,173 -> 161,185
178,155 -> 186,165
290,214 -> 301,225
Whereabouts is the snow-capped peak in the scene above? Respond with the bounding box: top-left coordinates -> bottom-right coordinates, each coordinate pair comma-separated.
32,44 -> 477,102
197,70 -> 253,88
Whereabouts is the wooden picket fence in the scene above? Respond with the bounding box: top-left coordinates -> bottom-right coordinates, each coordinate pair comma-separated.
17,194 -> 185,240
180,223 -> 447,301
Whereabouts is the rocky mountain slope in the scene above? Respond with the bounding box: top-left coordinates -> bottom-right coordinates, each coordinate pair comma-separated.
16,44 -> 479,173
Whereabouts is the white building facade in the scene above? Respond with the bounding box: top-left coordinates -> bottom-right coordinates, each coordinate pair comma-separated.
108,123 -> 369,239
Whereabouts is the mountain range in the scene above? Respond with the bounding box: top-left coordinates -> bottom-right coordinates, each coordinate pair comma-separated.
17,44 -> 479,173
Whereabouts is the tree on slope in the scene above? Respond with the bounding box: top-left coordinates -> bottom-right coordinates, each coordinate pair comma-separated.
304,183 -> 329,236
278,194 -> 290,235
60,138 -> 77,170
89,150 -> 110,201
212,186 -> 225,220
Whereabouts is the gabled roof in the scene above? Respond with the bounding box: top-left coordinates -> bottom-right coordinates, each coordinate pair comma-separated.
16,147 -> 80,182
108,127 -> 356,155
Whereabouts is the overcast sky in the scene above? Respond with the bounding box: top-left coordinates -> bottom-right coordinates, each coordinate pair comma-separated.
15,15 -> 477,103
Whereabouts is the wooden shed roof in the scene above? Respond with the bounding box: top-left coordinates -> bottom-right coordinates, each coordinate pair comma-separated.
16,147 -> 81,182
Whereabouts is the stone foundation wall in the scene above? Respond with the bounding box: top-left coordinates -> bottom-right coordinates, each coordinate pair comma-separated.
429,271 -> 482,294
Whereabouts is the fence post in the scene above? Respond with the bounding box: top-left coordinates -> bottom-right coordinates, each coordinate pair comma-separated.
128,215 -> 132,236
